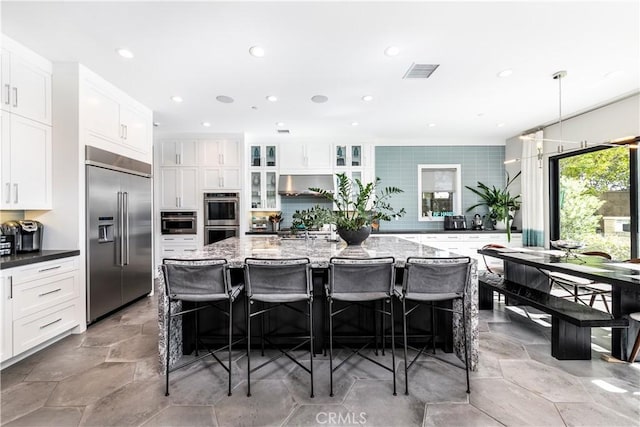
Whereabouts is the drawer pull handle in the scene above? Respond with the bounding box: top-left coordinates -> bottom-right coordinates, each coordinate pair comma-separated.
40,318 -> 62,329
184,249 -> 197,252
38,265 -> 62,273
39,288 -> 62,297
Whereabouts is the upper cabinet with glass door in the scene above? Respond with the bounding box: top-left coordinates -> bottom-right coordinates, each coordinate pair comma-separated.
249,144 -> 278,168
334,144 -> 368,168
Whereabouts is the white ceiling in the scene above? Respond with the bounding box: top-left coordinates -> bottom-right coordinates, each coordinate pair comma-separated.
2,1 -> 639,143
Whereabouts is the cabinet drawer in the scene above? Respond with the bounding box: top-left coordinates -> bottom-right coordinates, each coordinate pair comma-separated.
161,246 -> 199,258
13,270 -> 78,320
12,257 -> 78,285
160,235 -> 197,243
13,301 -> 78,354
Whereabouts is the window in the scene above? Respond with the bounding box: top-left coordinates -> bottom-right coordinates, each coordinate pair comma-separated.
418,164 -> 461,221
550,142 -> 639,260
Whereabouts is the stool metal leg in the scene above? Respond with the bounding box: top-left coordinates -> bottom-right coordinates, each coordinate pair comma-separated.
165,301 -> 171,397
402,297 -> 409,395
247,299 -> 252,397
329,297 -> 334,397
228,297 -> 233,396
390,298 -> 397,396
309,298 -> 315,398
194,302 -> 199,357
260,303 -> 265,357
462,296 -> 470,394
381,300 -> 386,356
431,302 -> 436,354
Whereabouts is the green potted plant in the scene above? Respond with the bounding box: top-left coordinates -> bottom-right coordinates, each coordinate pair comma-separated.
310,173 -> 405,245
465,171 -> 521,241
291,205 -> 333,232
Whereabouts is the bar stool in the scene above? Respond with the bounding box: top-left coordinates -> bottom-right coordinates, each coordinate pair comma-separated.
244,257 -> 314,398
161,258 -> 243,397
395,256 -> 472,395
327,256 -> 397,396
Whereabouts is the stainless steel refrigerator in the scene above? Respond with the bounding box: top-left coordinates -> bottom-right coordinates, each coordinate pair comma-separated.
86,147 -> 152,323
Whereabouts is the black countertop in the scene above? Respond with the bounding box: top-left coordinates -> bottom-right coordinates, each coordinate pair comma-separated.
0,250 -> 81,270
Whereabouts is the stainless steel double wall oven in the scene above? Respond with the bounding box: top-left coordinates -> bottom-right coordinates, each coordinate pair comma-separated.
203,192 -> 239,244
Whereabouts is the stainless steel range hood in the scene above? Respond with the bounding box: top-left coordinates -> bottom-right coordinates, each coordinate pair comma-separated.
278,174 -> 334,196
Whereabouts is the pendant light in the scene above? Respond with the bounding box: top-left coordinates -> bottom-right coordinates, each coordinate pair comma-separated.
552,70 -> 567,153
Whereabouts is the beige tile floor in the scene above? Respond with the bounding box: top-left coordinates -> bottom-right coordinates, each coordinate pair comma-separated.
1,295 -> 639,426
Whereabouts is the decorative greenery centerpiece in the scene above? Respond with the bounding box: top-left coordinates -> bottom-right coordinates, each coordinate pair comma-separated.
465,171 -> 521,241
309,173 -> 406,244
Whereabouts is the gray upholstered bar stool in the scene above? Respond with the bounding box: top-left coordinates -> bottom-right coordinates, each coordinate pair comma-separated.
395,256 -> 472,395
327,256 -> 397,396
244,257 -> 314,398
161,258 -> 243,397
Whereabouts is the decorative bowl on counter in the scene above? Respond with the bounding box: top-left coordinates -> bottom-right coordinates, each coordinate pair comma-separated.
550,240 -> 584,250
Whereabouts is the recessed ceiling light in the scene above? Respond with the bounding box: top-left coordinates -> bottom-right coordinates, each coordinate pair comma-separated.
170,96 -> 183,103
251,106 -> 258,110
266,95 -> 278,102
153,122 -> 160,127
216,95 -> 234,103
428,123 -> 436,128
497,123 -> 506,128
351,122 -> 359,126
384,46 -> 399,57
311,95 -> 328,103
116,48 -> 134,59
361,95 -> 374,102
476,113 -> 485,117
276,122 -> 285,127
249,46 -> 265,57
497,69 -> 513,78
201,121 -> 211,127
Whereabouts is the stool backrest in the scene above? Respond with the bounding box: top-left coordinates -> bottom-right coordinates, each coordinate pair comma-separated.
328,257 -> 395,296
581,251 -> 612,260
244,258 -> 311,297
402,257 -> 471,295
162,258 -> 229,299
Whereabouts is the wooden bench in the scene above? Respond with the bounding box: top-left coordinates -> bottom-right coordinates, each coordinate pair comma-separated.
478,272 -> 628,360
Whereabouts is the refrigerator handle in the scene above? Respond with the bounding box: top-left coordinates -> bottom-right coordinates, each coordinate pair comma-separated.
118,191 -> 124,266
124,192 -> 130,265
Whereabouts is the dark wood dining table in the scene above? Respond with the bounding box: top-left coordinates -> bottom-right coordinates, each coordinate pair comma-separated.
477,247 -> 640,361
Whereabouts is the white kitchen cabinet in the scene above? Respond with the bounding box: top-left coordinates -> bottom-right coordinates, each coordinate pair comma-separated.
159,235 -> 200,259
81,67 -> 153,163
279,143 -> 332,172
249,144 -> 278,168
1,111 -> 52,209
334,144 -> 371,168
159,167 -> 198,209
1,257 -> 81,364
201,140 -> 241,167
1,36 -> 52,126
158,140 -> 198,166
202,167 -> 241,190
1,273 -> 13,362
249,170 -> 279,210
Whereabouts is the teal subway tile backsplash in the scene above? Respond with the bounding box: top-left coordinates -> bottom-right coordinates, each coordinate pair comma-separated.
375,146 -> 506,231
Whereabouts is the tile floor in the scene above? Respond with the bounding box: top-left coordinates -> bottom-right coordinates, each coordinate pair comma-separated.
1,295 -> 640,426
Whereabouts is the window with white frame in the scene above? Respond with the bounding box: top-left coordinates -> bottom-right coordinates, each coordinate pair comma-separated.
418,164 -> 461,221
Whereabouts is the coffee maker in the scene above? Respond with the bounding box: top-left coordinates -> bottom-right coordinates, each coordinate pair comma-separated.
1,220 -> 43,253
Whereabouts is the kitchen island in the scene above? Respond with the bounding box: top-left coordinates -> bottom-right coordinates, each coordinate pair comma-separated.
158,234 -> 478,371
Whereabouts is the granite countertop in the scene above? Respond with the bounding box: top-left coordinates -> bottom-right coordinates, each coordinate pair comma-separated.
173,234 -> 470,269
0,249 -> 81,269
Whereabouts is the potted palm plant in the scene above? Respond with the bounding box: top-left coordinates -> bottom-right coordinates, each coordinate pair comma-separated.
465,171 -> 521,241
310,173 -> 406,245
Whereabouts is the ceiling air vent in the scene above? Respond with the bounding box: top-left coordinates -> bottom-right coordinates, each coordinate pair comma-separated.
277,129 -> 290,134
403,63 -> 440,79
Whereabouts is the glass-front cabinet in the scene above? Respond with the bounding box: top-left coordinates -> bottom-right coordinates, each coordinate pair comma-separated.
250,144 -> 277,168
335,144 -> 364,168
250,171 -> 278,210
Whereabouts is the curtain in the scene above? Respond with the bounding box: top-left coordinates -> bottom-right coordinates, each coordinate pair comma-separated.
521,130 -> 545,246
